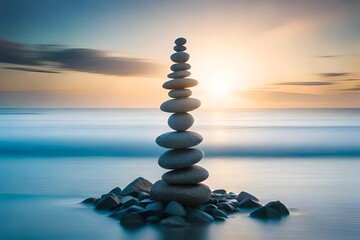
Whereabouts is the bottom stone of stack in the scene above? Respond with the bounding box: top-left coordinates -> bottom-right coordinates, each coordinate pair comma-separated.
150,180 -> 211,207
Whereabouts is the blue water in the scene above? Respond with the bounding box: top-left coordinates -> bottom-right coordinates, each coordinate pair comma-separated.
0,108 -> 360,240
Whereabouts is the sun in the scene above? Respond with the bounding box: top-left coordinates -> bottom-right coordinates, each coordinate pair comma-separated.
209,81 -> 231,97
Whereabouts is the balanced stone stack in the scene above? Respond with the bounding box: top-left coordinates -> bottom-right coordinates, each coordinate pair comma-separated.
150,37 -> 211,207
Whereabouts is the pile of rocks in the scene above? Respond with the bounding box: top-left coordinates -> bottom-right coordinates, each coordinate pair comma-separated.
83,177 -> 290,228
150,37 -> 211,207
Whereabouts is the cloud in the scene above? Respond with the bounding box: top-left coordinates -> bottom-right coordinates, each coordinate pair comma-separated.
320,72 -> 349,77
3,67 -> 61,74
340,85 -> 360,91
0,38 -> 161,76
274,81 -> 335,86
317,55 -> 338,58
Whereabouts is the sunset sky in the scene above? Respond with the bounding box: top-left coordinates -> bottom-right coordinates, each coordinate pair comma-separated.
0,0 -> 359,108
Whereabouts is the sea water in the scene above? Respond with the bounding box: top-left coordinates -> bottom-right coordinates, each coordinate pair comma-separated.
0,108 -> 359,239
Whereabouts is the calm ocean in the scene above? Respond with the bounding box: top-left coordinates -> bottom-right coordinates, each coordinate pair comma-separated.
0,108 -> 359,239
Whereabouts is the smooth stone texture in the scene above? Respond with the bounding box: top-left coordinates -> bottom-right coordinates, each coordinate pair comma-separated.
170,52 -> 190,63
82,197 -> 96,205
162,165 -> 209,184
217,202 -> 236,213
150,180 -> 211,207
171,63 -> 191,71
156,131 -> 202,149
146,215 -> 161,223
212,189 -> 227,195
109,187 -> 122,196
206,208 -> 228,220
122,198 -> 140,208
95,194 -> 120,210
160,216 -> 187,228
145,202 -> 164,211
120,196 -> 135,204
121,177 -> 153,197
163,78 -> 198,90
187,209 -> 214,224
137,192 -> 150,201
238,198 -> 263,209
173,45 -> 187,52
167,70 -> 191,79
110,206 -> 144,220
120,213 -> 145,228
236,191 -> 259,203
168,89 -> 192,99
160,98 -> 201,113
265,201 -> 290,216
164,201 -> 186,217
158,148 -> 203,169
250,206 -> 282,219
175,37 -> 187,46
168,112 -> 194,131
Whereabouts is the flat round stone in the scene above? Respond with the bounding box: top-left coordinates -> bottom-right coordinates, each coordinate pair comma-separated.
162,165 -> 209,184
158,148 -> 204,169
174,45 -> 187,52
175,37 -> 187,46
163,78 -> 198,90
156,131 -> 202,148
171,52 -> 189,63
167,70 -> 191,79
168,112 -> 194,131
171,63 -> 191,71
160,98 -> 200,113
150,180 -> 211,207
168,89 -> 192,98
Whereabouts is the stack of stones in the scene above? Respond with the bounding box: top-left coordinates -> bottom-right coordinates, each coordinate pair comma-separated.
150,37 -> 211,207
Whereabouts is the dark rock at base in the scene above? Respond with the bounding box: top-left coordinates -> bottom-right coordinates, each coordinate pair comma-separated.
110,205 -> 144,219
164,201 -> 186,217
95,194 -> 120,210
146,215 -> 161,223
150,180 -> 211,207
217,202 -> 236,213
161,216 -> 187,228
140,198 -> 155,204
238,198 -> 263,209
187,209 -> 214,224
265,201 -> 290,216
200,204 -> 217,211
162,165 -> 209,184
120,213 -> 145,228
206,208 -> 228,220
145,202 -> 164,211
110,187 -> 122,196
250,206 -> 282,219
138,192 -> 150,201
212,189 -> 227,194
123,198 -> 140,208
82,197 -> 96,205
236,191 -> 259,203
121,177 -> 153,197
136,209 -> 155,219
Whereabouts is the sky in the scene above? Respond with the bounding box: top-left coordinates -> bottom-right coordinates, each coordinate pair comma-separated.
0,0 -> 359,108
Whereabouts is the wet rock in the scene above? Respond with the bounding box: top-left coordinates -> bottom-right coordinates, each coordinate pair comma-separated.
250,206 -> 282,219
161,216 -> 187,228
213,189 -> 227,194
120,213 -> 145,228
236,191 -> 259,203
110,205 -> 144,219
265,201 -> 290,216
138,192 -> 150,201
95,194 -> 120,210
146,215 -> 161,223
145,202 -> 164,211
82,197 -> 96,205
238,198 -> 262,209
164,201 -> 186,217
217,202 -> 236,213
187,209 -> 214,224
121,177 -> 153,197
109,187 -> 122,196
206,208 -> 228,220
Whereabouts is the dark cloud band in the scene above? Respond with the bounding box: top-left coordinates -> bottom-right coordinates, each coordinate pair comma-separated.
0,38 -> 161,76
